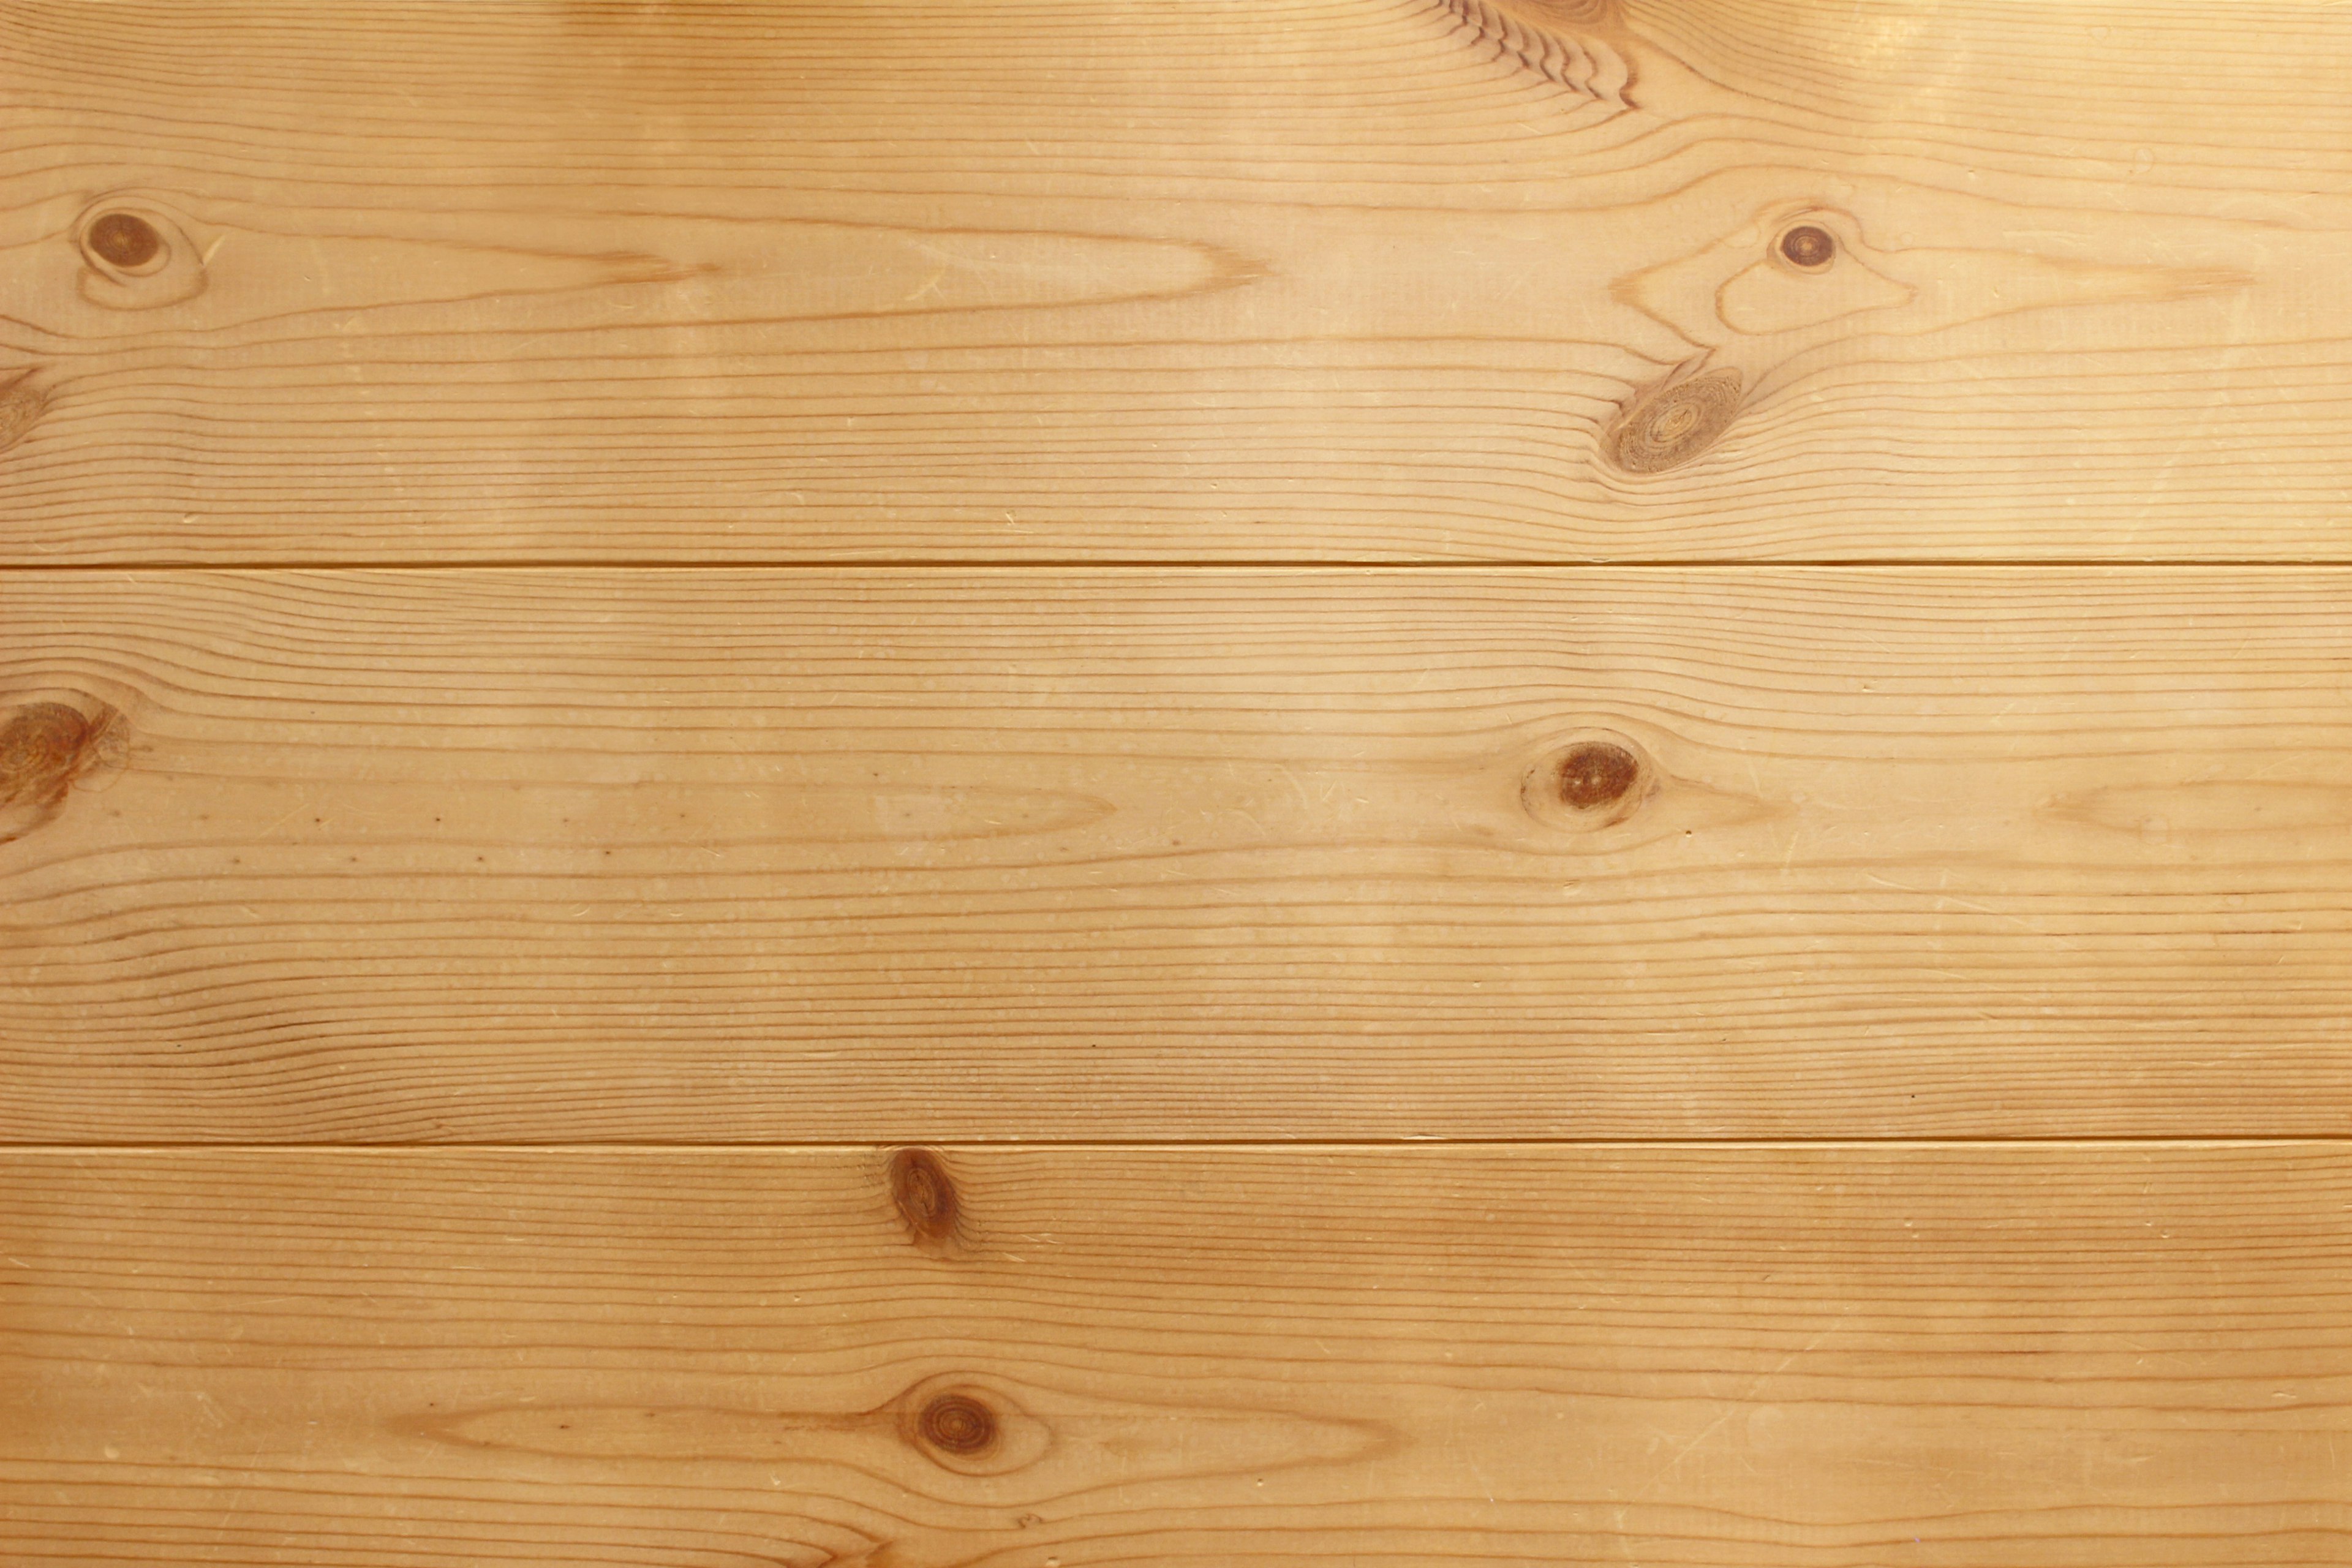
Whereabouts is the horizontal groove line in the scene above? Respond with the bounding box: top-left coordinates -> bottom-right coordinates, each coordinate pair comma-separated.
4,1137 -> 2349,1153
7,559 -> 2352,573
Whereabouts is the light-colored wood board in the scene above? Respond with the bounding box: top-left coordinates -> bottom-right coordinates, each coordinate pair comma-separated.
5,0 -> 2352,561
3,1144 -> 2348,1567
5,567 -> 2348,1141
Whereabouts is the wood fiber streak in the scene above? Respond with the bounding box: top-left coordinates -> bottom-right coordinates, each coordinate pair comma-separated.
3,568 -> 2347,1142
2,0 -> 2351,559
4,1146 -> 2348,1568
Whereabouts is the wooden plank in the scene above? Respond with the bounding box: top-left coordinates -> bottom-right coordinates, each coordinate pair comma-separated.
5,0 -> 2352,562
3,1144 -> 2346,1566
5,567 -> 2348,1141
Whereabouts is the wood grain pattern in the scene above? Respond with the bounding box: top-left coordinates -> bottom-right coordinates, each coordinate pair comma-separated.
6,567 -> 2348,1141
6,0 -> 2352,561
5,1144 -> 2347,1567
10,5 -> 2349,1558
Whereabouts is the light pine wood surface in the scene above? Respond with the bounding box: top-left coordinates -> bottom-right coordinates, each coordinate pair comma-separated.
7,1 -> 2349,1562
5,0 -> 2352,561
5,567 -> 2349,1141
5,1145 -> 2349,1568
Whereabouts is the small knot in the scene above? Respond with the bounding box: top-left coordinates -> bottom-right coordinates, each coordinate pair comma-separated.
1555,741 -> 1640,810
85,211 -> 164,271
74,197 -> 208,309
887,1147 -> 961,1250
1603,369 -> 1743,475
0,697 -> 127,845
1523,731 -> 1656,832
1777,223 -> 1836,270
916,1393 -> 998,1457
0,373 -> 47,456
891,1378 -> 1045,1474
2,700 -> 121,805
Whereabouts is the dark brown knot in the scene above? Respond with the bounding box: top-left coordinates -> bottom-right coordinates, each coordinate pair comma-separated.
888,1147 -> 960,1248
916,1393 -> 999,1457
1555,741 -> 1641,810
84,211 -> 164,270
1777,223 -> 1835,270
1522,731 -> 1657,833
1603,369 -> 1743,474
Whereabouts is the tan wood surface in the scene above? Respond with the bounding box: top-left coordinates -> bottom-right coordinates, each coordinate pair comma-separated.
6,0 -> 2352,562
6,567 -> 2350,1141
5,1144 -> 2348,1567
9,2 -> 2350,1561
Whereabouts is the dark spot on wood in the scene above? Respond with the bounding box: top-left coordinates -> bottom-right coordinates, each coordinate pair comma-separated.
0,374 -> 46,455
1779,224 -> 1835,269
888,1147 -> 959,1247
0,699 -> 125,843
85,211 -> 163,270
1523,731 -> 1656,833
1604,368 -> 1743,474
916,1393 -> 997,1457
1,701 -> 119,809
74,201 -> 207,309
1556,741 -> 1640,810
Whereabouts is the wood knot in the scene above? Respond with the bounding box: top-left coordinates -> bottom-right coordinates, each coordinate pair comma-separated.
892,1377 -> 1045,1474
85,211 -> 164,271
1555,741 -> 1640,810
75,197 -> 207,309
1777,223 -> 1836,270
0,373 -> 47,456
0,697 -> 127,844
916,1393 -> 998,1457
887,1147 -> 961,1250
1523,731 -> 1656,831
1603,369 -> 1742,474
